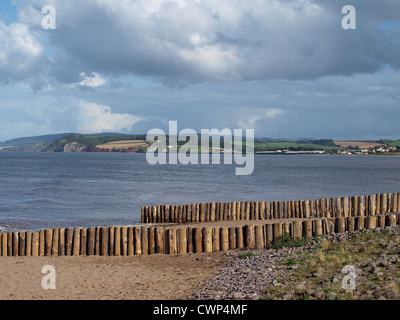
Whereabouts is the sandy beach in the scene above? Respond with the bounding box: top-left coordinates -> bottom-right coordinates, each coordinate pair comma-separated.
0,252 -> 227,300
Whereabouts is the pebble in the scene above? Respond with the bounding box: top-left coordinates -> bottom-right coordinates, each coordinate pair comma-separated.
192,225 -> 400,301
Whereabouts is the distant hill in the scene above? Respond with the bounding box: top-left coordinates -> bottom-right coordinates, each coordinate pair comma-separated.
0,132 -> 133,147
44,134 -> 148,152
0,133 -> 72,147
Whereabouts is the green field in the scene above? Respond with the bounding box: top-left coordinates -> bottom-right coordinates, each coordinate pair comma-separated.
389,140 -> 400,147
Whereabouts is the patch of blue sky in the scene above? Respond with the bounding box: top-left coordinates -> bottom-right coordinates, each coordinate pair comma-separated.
118,75 -> 161,88
0,0 -> 17,26
376,21 -> 400,38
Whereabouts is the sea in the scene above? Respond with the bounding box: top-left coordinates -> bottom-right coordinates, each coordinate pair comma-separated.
1,152 -> 400,232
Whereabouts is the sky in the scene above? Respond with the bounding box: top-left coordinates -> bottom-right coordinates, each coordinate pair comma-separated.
0,0 -> 399,142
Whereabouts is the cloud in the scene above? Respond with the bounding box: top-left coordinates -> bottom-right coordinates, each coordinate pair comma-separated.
0,20 -> 46,87
79,72 -> 108,87
77,101 -> 143,133
5,0 -> 400,89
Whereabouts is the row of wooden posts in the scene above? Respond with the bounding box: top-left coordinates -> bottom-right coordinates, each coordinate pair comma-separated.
1,213 -> 399,257
141,192 -> 400,224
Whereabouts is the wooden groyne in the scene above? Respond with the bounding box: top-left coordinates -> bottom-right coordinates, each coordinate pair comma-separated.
0,215 -> 399,257
0,192 -> 399,257
141,192 -> 400,224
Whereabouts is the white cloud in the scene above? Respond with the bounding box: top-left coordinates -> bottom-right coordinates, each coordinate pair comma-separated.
237,108 -> 286,129
77,101 -> 143,133
79,72 -> 108,87
0,21 -> 45,84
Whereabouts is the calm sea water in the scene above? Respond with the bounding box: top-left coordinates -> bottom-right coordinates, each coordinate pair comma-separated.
1,152 -> 400,231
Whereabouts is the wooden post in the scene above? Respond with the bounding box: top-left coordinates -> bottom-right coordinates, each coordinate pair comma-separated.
381,193 -> 387,214
393,193 -> 398,213
19,231 -> 26,256
236,227 -> 244,249
282,222 -> 290,235
100,227 -> 108,256
320,199 -> 326,218
388,193 -> 393,213
25,231 -> 32,256
2,233 -> 7,257
313,219 -> 323,236
347,217 -> 355,232
266,224 -> 273,248
220,227 -> 229,251
38,229 -> 45,256
213,227 -> 221,252
265,202 -> 270,219
194,228 -> 203,253
234,202 -> 239,220
356,217 -> 365,230
260,202 -> 265,220
80,228 -> 87,256
203,228 -> 212,253
210,203 -> 216,221
250,202 -> 255,220
66,228 -> 74,256
228,202 -> 233,220
342,197 -> 349,218
273,223 -> 282,242
127,227 -> 134,256
114,226 -> 121,256
182,205 -> 187,223
304,201 -> 311,218
167,228 -> 177,255
358,196 -> 365,217
376,194 -> 381,215
367,216 -> 377,230
292,221 -> 302,239
73,227 -> 82,256
187,204 -> 192,223
275,202 -> 280,219
178,228 -> 187,255
31,232 -> 39,257
302,221 -> 312,239
253,202 -> 259,220
187,227 -> 193,254
352,196 -> 359,217
52,228 -> 59,256
134,227 -> 142,255
219,203 -> 224,221
369,195 -> 376,216
335,198 -> 342,217
58,228 -> 65,256
245,225 -> 255,249
95,227 -> 101,255
200,203 -> 206,222
232,202 -> 237,221
229,227 -> 236,250
295,201 -> 300,218
386,214 -> 397,227
282,201 -> 288,219
7,232 -> 12,256
397,192 -> 400,212
87,227 -> 95,256
255,225 -> 264,249
245,202 -> 250,220
378,215 -> 386,228
335,218 -> 345,233
141,227 -> 149,255
108,226 -> 115,256
121,226 -> 128,256
155,227 -> 164,254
